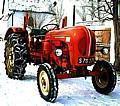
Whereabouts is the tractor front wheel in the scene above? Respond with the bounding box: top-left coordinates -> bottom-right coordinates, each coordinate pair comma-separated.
37,63 -> 58,102
92,60 -> 116,94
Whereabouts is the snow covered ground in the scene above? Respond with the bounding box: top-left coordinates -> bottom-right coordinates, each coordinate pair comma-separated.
0,41 -> 120,106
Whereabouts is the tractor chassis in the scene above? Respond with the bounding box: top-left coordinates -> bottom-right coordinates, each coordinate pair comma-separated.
56,68 -> 99,79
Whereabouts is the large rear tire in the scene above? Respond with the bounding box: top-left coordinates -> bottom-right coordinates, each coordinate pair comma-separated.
37,63 -> 58,102
92,60 -> 116,94
4,33 -> 27,79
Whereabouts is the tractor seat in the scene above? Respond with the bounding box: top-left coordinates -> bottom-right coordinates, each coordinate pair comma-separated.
31,28 -> 47,37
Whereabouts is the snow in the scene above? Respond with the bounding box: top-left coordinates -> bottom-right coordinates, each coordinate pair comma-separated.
0,41 -> 120,106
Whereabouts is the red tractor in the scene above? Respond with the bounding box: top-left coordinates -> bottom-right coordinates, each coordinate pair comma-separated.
4,10 -> 116,102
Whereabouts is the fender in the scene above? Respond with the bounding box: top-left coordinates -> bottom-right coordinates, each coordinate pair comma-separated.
4,27 -> 27,40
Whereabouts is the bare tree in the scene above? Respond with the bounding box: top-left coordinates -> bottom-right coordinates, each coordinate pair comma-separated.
33,0 -> 64,27
48,0 -> 64,25
94,0 -> 113,22
112,0 -> 120,70
33,13 -> 48,28
28,0 -> 56,28
75,0 -> 113,22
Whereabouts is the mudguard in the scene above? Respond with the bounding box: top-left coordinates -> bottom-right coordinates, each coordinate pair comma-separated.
4,27 -> 27,40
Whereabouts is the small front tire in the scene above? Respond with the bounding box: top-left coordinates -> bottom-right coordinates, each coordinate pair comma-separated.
37,63 -> 58,102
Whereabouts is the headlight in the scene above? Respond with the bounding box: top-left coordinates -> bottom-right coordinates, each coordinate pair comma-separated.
55,49 -> 62,57
101,47 -> 109,55
26,26 -> 32,34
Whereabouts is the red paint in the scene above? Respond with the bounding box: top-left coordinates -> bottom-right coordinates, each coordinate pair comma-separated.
5,22 -> 96,79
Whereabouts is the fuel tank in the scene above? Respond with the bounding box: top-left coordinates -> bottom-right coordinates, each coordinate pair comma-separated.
46,26 -> 96,66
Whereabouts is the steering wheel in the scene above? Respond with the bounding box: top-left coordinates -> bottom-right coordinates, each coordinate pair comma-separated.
41,24 -> 59,32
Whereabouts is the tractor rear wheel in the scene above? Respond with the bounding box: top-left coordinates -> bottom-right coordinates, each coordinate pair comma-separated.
92,60 -> 116,94
4,33 -> 27,79
37,63 -> 58,102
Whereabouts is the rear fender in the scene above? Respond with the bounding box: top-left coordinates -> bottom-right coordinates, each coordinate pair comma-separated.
92,60 -> 116,76
4,27 -> 27,40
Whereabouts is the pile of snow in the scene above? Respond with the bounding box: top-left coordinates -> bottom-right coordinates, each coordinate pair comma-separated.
0,41 -> 120,106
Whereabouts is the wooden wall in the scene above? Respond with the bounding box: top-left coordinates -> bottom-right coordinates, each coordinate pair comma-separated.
93,28 -> 111,61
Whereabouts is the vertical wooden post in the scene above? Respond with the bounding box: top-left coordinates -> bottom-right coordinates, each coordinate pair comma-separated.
73,5 -> 75,26
2,0 -> 5,14
12,14 -> 14,26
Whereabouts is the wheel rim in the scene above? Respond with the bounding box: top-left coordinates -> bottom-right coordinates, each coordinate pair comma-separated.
6,46 -> 14,73
39,70 -> 50,96
95,67 -> 109,88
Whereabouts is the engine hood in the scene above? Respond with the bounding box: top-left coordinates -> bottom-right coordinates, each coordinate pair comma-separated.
46,26 -> 96,66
